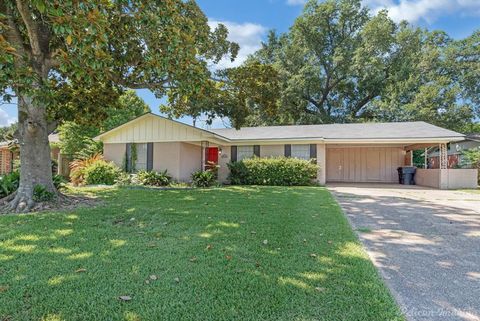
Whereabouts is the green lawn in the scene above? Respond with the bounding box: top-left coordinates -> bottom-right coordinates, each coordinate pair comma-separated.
0,186 -> 403,321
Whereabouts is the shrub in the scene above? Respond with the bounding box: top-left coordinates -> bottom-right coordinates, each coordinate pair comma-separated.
191,170 -> 217,187
227,161 -> 249,185
137,170 -> 171,186
228,157 -> 319,186
83,160 -> 122,185
70,153 -> 103,186
115,172 -> 133,186
53,174 -> 68,191
33,185 -> 55,202
0,171 -> 20,198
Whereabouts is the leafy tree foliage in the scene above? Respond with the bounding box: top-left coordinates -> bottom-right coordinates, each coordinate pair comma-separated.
241,0 -> 479,131
0,0 -> 237,211
58,90 -> 150,159
0,121 -> 17,141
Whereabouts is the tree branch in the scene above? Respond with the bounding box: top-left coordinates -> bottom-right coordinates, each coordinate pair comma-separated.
14,0 -> 42,57
2,1 -> 31,61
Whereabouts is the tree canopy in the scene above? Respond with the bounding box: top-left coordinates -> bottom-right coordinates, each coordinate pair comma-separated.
224,0 -> 479,132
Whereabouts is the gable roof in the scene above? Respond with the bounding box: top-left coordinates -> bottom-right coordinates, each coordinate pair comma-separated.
210,121 -> 464,142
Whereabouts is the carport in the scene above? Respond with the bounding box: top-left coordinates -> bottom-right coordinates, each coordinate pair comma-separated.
325,140 -> 478,189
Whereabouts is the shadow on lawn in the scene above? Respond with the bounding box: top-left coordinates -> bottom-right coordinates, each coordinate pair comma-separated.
0,186 -> 403,321
331,188 -> 480,320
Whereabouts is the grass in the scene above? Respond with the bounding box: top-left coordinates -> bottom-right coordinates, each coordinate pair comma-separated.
462,188 -> 480,194
0,186 -> 404,321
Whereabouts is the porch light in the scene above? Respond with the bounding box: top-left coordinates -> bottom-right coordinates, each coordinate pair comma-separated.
218,148 -> 222,155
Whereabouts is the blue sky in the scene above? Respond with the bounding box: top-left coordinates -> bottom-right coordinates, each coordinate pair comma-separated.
1,0 -> 479,128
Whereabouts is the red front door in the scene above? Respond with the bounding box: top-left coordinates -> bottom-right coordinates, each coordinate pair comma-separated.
205,147 -> 219,168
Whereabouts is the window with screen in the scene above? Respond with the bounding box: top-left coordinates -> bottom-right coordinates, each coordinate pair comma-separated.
237,146 -> 254,161
291,144 -> 310,160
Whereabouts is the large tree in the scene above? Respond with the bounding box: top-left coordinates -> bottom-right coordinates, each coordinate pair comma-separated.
0,0 -> 237,211
243,0 -> 479,130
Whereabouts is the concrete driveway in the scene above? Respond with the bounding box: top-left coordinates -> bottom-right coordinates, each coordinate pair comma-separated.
328,184 -> 480,321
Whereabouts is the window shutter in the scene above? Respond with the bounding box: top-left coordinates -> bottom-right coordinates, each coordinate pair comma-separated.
284,144 -> 291,157
253,145 -> 260,157
310,144 -> 317,162
231,146 -> 237,162
147,143 -> 154,171
125,143 -> 132,172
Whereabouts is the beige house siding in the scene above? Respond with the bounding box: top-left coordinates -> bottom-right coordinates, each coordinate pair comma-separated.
317,144 -> 326,185
416,168 -> 478,189
218,145 -> 232,183
326,146 -> 405,183
152,142 -> 181,178
178,143 -> 202,181
104,143 -> 126,169
416,169 -> 441,188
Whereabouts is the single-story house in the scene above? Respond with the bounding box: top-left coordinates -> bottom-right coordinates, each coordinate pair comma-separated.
94,113 -> 478,189
427,134 -> 480,169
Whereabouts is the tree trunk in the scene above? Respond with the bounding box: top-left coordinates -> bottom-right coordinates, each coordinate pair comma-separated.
7,93 -> 55,212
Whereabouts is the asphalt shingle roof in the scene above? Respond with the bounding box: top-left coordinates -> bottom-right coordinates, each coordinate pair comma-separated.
209,121 -> 464,141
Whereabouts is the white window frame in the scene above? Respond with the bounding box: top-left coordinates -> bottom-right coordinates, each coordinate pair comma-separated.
291,144 -> 310,160
237,145 -> 254,161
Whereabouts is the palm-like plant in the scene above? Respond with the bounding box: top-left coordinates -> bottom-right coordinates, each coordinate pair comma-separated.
69,153 -> 103,186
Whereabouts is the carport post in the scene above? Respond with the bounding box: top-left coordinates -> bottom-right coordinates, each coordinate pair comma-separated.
424,148 -> 428,169
439,143 -> 448,189
439,143 -> 448,169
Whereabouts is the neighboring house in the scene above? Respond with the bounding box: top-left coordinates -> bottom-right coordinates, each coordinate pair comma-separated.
427,134 -> 480,169
0,133 -> 65,175
0,142 -> 17,174
95,113 -> 478,189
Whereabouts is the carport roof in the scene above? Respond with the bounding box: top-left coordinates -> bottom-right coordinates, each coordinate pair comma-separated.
209,121 -> 464,141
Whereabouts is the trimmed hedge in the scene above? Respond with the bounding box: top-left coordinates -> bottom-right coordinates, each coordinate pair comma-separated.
228,157 -> 319,186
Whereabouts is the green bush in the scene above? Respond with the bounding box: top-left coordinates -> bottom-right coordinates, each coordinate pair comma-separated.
53,174 -> 68,190
191,170 -> 217,187
137,170 -> 171,187
0,171 -> 20,198
83,160 -> 122,185
115,172 -> 133,186
228,157 -> 319,186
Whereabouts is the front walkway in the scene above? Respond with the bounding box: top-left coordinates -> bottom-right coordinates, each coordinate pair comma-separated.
328,183 -> 480,321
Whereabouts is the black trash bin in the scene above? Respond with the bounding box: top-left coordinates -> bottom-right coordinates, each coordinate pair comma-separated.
397,166 -> 416,185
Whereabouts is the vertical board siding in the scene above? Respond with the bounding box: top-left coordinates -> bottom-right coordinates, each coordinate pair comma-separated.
326,147 -> 405,183
102,114 -> 211,143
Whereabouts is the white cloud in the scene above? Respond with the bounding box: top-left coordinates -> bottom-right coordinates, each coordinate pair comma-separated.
0,109 -> 16,127
208,20 -> 267,69
286,0 -> 306,5
365,0 -> 480,23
